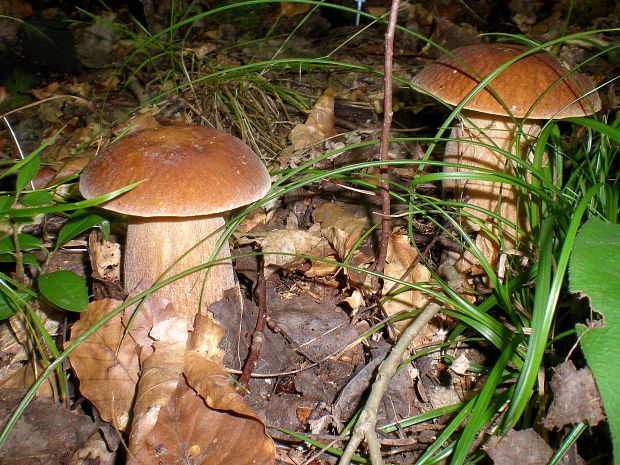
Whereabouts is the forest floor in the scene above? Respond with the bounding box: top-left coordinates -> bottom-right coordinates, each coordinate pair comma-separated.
0,1 -> 619,464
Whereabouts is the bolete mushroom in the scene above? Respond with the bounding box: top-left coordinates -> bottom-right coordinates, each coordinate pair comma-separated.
80,125 -> 271,319
412,43 -> 601,271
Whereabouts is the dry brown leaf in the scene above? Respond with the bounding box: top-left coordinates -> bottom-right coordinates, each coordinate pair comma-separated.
382,230 -> 432,332
455,231 -> 499,276
183,42 -> 217,60
238,229 -> 329,276
67,299 -> 139,431
0,394 -> 96,465
114,109 -> 162,136
303,248 -> 340,277
129,317 -> 191,450
88,231 -> 121,283
313,203 -> 368,260
543,360 -> 605,430
0,86 -> 11,105
188,313 -> 225,361
128,379 -> 275,465
280,2 -> 310,17
0,361 -> 55,398
185,352 -> 264,421
288,87 -> 336,150
68,428 -> 117,465
64,81 -> 94,98
367,6 -> 388,16
345,249 -> 375,289
31,82 -> 61,100
236,209 -> 269,233
55,153 -> 92,181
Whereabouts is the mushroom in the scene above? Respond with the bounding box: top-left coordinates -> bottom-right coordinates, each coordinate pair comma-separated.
79,125 -> 271,319
412,43 -> 601,272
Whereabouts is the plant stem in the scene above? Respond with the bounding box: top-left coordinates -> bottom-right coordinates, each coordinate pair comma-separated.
374,0 -> 400,279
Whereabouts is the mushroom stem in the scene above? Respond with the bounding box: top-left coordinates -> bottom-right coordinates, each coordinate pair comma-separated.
124,215 -> 235,320
444,112 -> 542,272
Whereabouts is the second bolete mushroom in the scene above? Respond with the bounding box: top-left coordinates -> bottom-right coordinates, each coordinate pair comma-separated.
412,43 -> 601,272
80,125 -> 271,319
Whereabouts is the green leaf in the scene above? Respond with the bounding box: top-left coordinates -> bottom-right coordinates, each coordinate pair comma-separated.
20,191 -> 54,207
0,253 -> 39,266
572,218 -> 620,461
0,290 -> 30,319
0,233 -> 45,254
0,180 -> 142,218
55,213 -> 109,249
38,271 -> 89,312
0,196 -> 13,210
565,117 -> 620,143
15,153 -> 40,194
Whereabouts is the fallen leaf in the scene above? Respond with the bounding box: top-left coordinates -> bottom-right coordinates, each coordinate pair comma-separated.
313,202 -> 368,261
185,352 -> 268,422
543,360 -> 605,430
68,427 -> 118,465
281,2 -> 310,17
188,312 -> 225,360
0,360 -> 55,398
382,229 -> 432,332
236,209 -> 269,233
367,6 -> 388,16
0,86 -> 11,104
128,378 -> 275,465
485,428 -> 583,465
31,82 -> 61,100
0,393 -> 96,465
88,231 -> 121,284
183,42 -> 217,60
114,109 -> 162,135
288,87 -> 336,150
238,229 -> 329,277
129,317 -> 191,449
67,299 -> 139,431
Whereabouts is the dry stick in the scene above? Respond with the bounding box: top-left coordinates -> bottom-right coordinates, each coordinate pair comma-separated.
338,301 -> 442,465
373,0 -> 400,280
338,264 -> 460,465
237,257 -> 267,393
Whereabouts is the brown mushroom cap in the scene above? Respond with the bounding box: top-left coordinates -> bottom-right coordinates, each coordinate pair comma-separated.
80,125 -> 271,217
412,43 -> 601,119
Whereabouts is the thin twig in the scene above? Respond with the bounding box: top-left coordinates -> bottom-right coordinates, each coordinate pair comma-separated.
237,257 -> 267,393
373,0 -> 401,281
